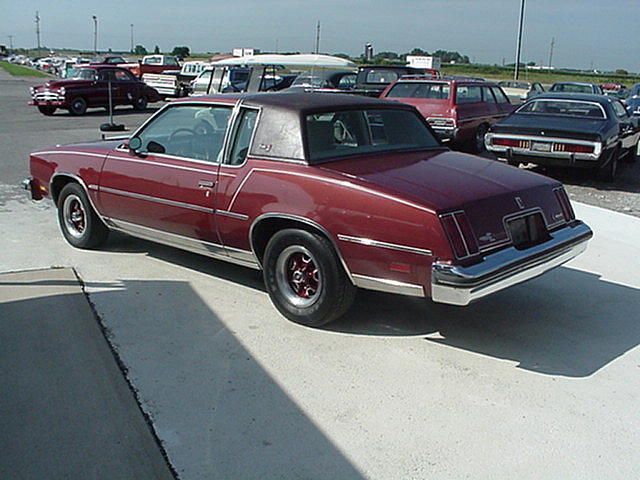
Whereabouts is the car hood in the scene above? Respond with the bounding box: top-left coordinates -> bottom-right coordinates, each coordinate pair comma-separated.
492,113 -> 606,139
39,79 -> 95,90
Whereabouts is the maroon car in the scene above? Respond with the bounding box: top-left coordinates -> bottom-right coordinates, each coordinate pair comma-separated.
381,77 -> 515,152
29,65 -> 162,116
24,93 -> 592,326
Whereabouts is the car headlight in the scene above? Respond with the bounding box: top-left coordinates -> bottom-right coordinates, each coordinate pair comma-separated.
30,87 -> 35,95
59,87 -> 66,96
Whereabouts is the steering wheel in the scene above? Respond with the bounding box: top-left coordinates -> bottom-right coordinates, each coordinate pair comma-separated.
169,128 -> 197,143
167,128 -> 199,157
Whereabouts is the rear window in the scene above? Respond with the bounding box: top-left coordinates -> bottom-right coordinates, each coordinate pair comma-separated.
386,82 -> 450,100
305,108 -> 439,161
550,83 -> 593,93
365,70 -> 399,84
517,100 -> 605,118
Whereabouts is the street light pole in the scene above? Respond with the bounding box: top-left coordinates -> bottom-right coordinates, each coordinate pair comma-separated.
514,0 -> 526,80
130,24 -> 134,53
92,15 -> 98,54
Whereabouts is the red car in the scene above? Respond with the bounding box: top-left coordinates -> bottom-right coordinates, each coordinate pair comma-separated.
24,93 -> 592,326
381,77 -> 515,152
29,65 -> 162,116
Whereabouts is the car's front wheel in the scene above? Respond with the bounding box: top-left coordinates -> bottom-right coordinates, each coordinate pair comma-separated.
57,183 -> 109,249
69,97 -> 87,115
473,124 -> 489,153
37,106 -> 56,116
263,229 -> 356,326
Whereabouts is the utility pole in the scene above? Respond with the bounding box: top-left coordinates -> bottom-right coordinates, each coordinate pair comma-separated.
514,0 -> 526,80
548,36 -> 555,69
92,15 -> 98,54
35,11 -> 41,51
130,24 -> 134,53
8,35 -> 13,50
315,21 -> 320,54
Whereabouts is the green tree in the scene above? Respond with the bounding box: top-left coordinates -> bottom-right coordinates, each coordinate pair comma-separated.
615,69 -> 628,75
171,46 -> 190,59
409,48 -> 429,56
153,45 -> 160,54
133,45 -> 147,55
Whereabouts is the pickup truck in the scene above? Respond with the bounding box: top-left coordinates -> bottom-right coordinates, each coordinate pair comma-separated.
142,61 -> 209,98
121,55 -> 181,78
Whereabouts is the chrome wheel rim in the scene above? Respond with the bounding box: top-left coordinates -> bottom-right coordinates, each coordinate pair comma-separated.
475,127 -> 486,151
62,194 -> 86,238
72,99 -> 85,112
275,245 -> 322,308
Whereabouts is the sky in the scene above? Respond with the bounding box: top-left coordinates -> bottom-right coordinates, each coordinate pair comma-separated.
2,0 -> 638,72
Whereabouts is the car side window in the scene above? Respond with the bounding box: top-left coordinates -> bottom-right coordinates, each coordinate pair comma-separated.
612,101 -> 628,119
114,70 -> 134,81
226,108 -> 259,166
491,87 -> 510,104
136,105 -> 233,162
482,87 -> 497,103
99,70 -> 116,82
456,85 -> 482,104
338,74 -> 356,89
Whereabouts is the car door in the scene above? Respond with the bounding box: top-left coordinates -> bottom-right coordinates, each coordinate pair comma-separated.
480,86 -> 500,123
113,69 -> 139,105
491,86 -> 515,116
213,106 -> 261,264
98,103 -> 233,248
612,100 -> 640,150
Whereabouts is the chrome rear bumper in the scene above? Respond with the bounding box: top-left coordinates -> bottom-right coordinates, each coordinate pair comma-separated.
431,221 -> 592,306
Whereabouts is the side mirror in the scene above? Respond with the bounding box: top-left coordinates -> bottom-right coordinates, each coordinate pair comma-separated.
129,136 -> 142,151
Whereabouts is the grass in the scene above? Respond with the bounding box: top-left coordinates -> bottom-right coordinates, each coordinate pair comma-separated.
440,63 -> 640,87
0,61 -> 49,77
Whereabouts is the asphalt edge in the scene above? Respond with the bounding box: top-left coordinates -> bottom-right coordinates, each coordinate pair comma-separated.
70,267 -> 181,480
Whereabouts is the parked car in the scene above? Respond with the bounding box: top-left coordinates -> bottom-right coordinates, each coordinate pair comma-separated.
90,56 -> 128,66
24,93 -> 592,326
380,77 -> 515,151
625,83 -> 640,116
142,61 -> 210,98
286,69 -> 357,92
548,82 -> 603,95
498,80 -> 544,103
353,65 -> 437,97
28,65 -> 162,116
485,93 -> 640,178
121,55 -> 181,78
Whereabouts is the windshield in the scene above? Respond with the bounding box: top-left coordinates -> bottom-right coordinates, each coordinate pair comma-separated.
517,99 -> 605,118
67,68 -> 97,80
305,108 -> 440,161
386,82 -> 450,100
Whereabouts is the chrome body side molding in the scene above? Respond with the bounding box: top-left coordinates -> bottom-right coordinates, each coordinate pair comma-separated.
352,274 -> 425,297
106,218 -> 260,270
337,234 -> 433,256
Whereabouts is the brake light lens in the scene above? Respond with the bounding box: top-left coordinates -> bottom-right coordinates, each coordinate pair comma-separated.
552,143 -> 594,154
440,211 -> 479,258
427,117 -> 456,129
554,187 -> 575,221
491,137 -> 531,148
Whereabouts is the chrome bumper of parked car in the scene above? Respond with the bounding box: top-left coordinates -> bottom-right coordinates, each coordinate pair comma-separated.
431,221 -> 592,306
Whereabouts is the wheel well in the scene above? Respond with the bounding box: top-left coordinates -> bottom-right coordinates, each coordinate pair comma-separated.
251,217 -> 332,264
50,175 -> 78,205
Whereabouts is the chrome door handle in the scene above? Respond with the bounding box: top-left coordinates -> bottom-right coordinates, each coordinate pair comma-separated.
198,180 -> 215,188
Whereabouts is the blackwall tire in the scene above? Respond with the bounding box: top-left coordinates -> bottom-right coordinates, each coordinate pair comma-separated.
263,229 -> 356,327
57,183 -> 109,249
69,97 -> 87,115
133,95 -> 148,111
37,106 -> 56,116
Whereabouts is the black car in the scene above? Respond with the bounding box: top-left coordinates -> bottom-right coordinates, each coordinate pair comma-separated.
286,69 -> 356,92
549,82 -> 603,95
353,65 -> 436,97
485,93 -> 639,178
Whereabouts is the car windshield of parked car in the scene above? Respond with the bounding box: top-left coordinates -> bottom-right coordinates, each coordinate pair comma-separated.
386,82 -> 451,100
365,70 -> 399,84
517,99 -> 605,118
136,105 -> 233,162
550,83 -> 592,93
305,108 -> 440,161
67,68 -> 97,80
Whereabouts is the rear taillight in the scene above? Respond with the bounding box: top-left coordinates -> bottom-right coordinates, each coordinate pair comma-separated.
554,187 -> 575,221
491,137 -> 531,149
427,117 -> 456,129
440,211 -> 479,258
553,143 -> 594,154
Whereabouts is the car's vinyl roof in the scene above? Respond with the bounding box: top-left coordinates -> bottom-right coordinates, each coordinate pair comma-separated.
527,92 -> 612,104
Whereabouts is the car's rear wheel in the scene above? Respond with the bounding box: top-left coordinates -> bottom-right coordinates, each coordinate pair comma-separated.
69,97 -> 87,115
598,145 -> 620,180
133,94 -> 148,111
57,183 -> 109,249
624,140 -> 639,163
473,124 -> 489,153
263,229 -> 356,327
37,106 -> 56,116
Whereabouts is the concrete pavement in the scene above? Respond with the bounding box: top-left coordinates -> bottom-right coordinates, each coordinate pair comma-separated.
0,267 -> 174,480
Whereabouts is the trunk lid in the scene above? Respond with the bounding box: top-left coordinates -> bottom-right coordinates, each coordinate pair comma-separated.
492,113 -> 605,141
320,150 -> 565,252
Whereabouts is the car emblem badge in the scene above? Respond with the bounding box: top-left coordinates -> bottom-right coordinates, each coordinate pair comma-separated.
479,232 -> 496,242
515,196 -> 525,209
